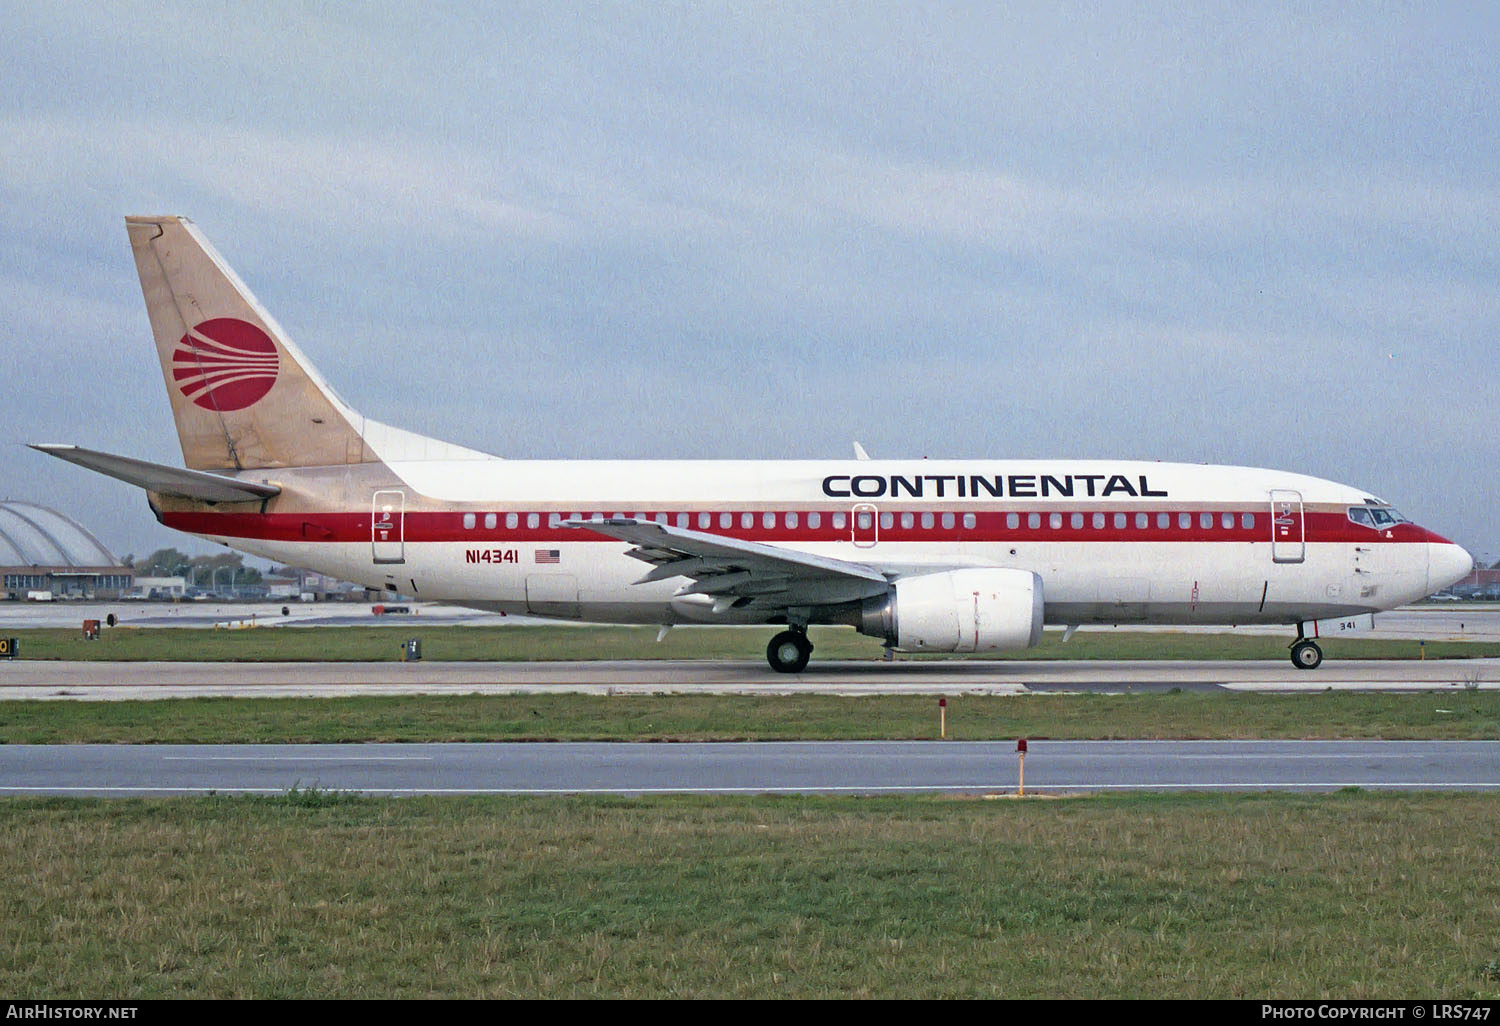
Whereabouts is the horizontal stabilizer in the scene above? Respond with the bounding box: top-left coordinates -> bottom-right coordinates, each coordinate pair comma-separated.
29,444 -> 281,503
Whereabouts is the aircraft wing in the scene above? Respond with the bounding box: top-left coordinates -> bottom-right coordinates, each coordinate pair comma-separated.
29,444 -> 281,503
562,517 -> 890,611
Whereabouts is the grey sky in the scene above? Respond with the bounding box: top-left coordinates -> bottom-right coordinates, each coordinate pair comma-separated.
2,2 -> 1496,561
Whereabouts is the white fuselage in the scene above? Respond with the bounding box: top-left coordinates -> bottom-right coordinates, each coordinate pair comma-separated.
161,457 -> 1469,628
47,214 -> 1475,672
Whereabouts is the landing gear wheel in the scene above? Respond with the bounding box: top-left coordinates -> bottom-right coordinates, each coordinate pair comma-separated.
1290,639 -> 1323,670
766,630 -> 813,673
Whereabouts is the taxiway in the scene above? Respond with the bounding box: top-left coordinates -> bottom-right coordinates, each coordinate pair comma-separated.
1,739 -> 1494,796
1,656 -> 1498,700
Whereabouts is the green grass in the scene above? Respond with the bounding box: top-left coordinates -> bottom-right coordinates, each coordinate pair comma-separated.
6,627 -> 1496,998
3,691 -> 1498,744
2,791 -> 1498,998
9,624 -> 1500,662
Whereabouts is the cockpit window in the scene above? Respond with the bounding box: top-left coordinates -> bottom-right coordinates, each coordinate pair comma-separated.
1349,505 -> 1408,529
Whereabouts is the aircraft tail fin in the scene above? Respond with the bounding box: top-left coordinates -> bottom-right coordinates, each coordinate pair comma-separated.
125,215 -> 369,471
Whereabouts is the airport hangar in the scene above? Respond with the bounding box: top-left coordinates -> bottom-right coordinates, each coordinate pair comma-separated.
0,501 -> 133,601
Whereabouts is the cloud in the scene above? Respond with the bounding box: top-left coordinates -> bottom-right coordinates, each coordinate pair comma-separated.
2,5 -> 1498,554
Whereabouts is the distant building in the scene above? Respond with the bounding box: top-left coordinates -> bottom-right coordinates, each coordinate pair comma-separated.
0,501 -> 133,600
268,568 -> 365,600
129,575 -> 188,599
263,576 -> 301,599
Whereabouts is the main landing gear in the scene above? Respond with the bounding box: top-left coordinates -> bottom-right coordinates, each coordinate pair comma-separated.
1290,637 -> 1323,670
767,628 -> 813,673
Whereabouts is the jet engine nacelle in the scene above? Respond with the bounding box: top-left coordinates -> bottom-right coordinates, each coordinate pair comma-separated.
858,568 -> 1044,652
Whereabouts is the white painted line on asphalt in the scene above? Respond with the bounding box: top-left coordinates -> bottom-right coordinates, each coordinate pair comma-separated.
1080,753 -> 1485,759
0,792 -> 292,798
3,782 -> 1500,795
160,756 -> 435,762
1220,682 -> 1500,691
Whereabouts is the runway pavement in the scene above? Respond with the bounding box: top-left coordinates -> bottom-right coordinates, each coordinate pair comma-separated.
7,606 -> 1494,799
1,739 -> 1494,796
5,601 -> 1500,639
2,656 -> 1499,699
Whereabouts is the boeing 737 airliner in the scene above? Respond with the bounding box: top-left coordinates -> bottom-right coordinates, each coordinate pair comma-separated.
34,216 -> 1473,672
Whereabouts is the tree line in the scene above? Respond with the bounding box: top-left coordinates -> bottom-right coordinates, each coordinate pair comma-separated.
125,548 -> 264,589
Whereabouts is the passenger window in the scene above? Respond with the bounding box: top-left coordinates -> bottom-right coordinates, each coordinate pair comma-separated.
484,513 -> 497,530
1222,512 -> 1234,530
856,511 -> 873,530
879,512 -> 893,529
527,513 -> 539,529
1006,513 -> 1019,529
1135,513 -> 1148,530
1178,512 -> 1191,530
1114,513 -> 1127,529
698,512 -> 711,529
506,513 -> 518,529
741,512 -> 754,530
1156,513 -> 1169,529
1049,513 -> 1062,529
1200,512 -> 1213,530
900,512 -> 913,529
833,512 -> 847,530
962,513 -> 976,529
1028,513 -> 1041,529
763,512 -> 775,529
1092,512 -> 1105,529
1071,513 -> 1083,529
941,513 -> 954,530
920,512 -> 934,529
809,512 -> 821,529
720,512 -> 733,529
675,513 -> 687,528
787,512 -> 799,529
548,513 -> 561,527
1241,513 -> 1254,530
463,513 -> 475,530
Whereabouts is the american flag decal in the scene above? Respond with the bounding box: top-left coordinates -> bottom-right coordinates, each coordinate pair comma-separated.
534,549 -> 561,564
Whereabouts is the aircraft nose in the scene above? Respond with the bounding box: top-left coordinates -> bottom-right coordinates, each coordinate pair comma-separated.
1428,542 -> 1474,595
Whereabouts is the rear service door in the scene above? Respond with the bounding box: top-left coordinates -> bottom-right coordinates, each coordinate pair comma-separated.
373,490 -> 406,564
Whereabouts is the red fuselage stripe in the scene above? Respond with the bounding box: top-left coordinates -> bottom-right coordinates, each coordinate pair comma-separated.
160,510 -> 1446,546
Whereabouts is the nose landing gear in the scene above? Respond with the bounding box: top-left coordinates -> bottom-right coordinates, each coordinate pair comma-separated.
1290,638 -> 1323,670
766,628 -> 813,673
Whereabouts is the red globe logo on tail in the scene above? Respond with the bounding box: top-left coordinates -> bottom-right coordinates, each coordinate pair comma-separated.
172,318 -> 279,411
